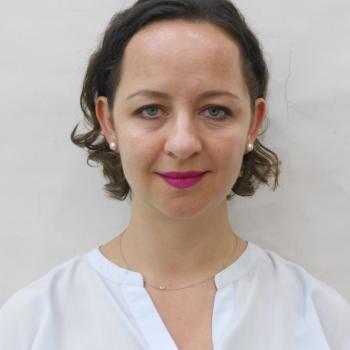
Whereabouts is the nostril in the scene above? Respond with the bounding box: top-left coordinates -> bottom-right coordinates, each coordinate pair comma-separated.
164,137 -> 202,159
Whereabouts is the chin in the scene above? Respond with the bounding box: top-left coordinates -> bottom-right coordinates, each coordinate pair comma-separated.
155,196 -> 217,221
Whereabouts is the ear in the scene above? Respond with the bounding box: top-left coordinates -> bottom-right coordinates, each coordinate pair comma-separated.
248,98 -> 267,143
95,96 -> 119,151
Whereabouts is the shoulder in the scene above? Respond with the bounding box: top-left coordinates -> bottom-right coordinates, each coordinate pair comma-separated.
251,243 -> 350,349
261,245 -> 348,300
0,252 -> 91,348
256,244 -> 350,308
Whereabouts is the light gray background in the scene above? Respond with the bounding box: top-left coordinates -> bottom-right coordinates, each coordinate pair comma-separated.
1,0 -> 349,305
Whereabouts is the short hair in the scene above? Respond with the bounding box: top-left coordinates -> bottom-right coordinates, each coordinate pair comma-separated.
71,0 -> 281,201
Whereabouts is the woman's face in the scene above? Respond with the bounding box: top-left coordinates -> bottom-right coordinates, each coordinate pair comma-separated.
96,20 -> 266,219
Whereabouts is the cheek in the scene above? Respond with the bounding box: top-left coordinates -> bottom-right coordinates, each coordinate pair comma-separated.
118,127 -> 157,172
210,132 -> 245,165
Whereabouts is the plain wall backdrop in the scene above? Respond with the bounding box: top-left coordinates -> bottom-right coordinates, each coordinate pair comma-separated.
0,0 -> 349,305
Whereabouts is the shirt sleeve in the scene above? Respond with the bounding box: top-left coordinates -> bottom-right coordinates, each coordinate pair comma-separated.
0,286 -> 45,350
311,278 -> 350,350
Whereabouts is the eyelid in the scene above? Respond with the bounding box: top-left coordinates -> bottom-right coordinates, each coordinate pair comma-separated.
134,104 -> 164,117
204,104 -> 233,117
134,104 -> 233,119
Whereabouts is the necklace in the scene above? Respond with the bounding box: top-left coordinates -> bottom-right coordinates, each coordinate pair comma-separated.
119,229 -> 239,291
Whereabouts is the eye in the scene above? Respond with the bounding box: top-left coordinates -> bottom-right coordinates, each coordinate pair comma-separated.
204,105 -> 232,120
135,105 -> 162,119
134,104 -> 232,120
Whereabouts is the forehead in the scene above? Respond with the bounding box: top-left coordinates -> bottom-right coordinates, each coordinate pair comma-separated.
118,20 -> 246,95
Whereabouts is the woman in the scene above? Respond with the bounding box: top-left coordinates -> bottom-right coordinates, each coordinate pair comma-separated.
1,0 -> 349,349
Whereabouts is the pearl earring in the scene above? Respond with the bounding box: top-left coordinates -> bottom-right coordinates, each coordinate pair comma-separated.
109,142 -> 117,151
247,143 -> 254,152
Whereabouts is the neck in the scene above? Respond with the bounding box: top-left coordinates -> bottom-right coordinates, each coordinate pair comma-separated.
121,198 -> 239,286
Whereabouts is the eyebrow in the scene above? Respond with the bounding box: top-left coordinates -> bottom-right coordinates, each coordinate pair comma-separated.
126,89 -> 241,101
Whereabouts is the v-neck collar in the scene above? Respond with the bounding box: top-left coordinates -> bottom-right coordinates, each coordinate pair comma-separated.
85,240 -> 264,349
86,240 -> 263,290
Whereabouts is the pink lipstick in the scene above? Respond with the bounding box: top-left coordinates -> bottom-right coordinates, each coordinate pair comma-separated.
156,171 -> 208,189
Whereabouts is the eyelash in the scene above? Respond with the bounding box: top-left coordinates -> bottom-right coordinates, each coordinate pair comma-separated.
135,104 -> 233,120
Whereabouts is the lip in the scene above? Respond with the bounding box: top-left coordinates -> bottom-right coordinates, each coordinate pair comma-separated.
156,171 -> 208,189
157,171 -> 207,178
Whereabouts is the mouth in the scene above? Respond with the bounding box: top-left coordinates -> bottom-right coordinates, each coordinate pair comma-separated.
157,171 -> 208,179
156,172 -> 208,189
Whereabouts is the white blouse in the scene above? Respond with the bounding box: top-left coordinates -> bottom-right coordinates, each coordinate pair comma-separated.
1,241 -> 349,349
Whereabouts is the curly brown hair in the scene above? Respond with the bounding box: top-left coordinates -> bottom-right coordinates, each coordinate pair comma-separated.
71,0 -> 281,201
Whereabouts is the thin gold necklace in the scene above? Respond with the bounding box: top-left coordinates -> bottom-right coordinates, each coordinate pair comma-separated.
119,229 -> 239,291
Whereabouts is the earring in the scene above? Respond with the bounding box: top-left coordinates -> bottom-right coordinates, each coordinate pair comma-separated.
109,142 -> 117,151
247,143 -> 254,152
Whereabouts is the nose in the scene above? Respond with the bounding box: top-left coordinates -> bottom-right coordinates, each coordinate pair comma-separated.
164,113 -> 202,160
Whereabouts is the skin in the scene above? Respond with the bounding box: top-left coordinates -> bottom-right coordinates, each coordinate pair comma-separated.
95,19 -> 267,287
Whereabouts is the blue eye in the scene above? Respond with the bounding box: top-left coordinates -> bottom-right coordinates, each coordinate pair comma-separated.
206,106 -> 231,119
135,104 -> 232,120
144,106 -> 159,117
136,105 -> 161,119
